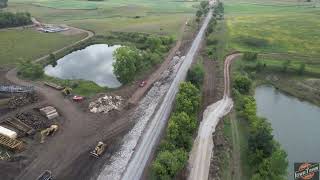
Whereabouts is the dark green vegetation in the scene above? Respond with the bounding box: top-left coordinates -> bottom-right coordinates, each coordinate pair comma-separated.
112,34 -> 173,84
196,1 -> 210,23
0,0 -> 7,8
17,60 -> 44,79
151,82 -> 201,179
0,12 -> 31,28
232,73 -> 288,180
187,62 -> 205,88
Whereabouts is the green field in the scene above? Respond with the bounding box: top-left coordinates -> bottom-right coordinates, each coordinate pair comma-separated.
5,0 -> 198,37
0,29 -> 86,67
226,1 -> 320,56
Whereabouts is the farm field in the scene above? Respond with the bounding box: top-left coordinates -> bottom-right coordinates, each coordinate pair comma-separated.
5,0 -> 198,37
0,29 -> 86,67
225,0 -> 320,72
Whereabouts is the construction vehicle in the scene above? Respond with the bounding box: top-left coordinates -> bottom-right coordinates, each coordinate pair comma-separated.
90,141 -> 107,158
61,87 -> 72,96
37,170 -> 52,180
40,125 -> 58,143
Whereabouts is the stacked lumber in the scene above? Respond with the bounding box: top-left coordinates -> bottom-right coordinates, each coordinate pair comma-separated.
39,106 -> 59,120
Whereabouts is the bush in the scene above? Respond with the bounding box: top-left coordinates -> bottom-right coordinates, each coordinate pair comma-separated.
243,52 -> 258,61
0,12 -> 32,28
233,74 -> 252,94
237,36 -> 269,48
18,60 -> 44,79
187,62 -> 205,88
151,149 -> 188,180
176,82 -> 201,116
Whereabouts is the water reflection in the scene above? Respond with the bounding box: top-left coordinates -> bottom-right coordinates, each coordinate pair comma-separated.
44,44 -> 122,88
255,85 -> 320,178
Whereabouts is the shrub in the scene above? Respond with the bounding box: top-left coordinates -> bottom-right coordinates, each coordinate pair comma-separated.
187,62 -> 205,88
233,74 -> 252,94
0,12 -> 32,28
18,60 -> 44,79
243,52 -> 258,61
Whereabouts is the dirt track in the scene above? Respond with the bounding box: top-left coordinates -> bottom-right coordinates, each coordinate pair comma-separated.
188,53 -> 241,180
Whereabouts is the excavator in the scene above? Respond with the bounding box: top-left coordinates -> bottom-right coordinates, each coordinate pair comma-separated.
40,125 -> 59,144
90,141 -> 107,158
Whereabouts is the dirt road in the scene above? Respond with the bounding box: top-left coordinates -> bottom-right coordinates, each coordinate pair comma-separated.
188,53 -> 241,180
230,111 -> 242,180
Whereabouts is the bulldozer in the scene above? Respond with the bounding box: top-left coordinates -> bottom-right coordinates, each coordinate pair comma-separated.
90,141 -> 107,158
40,125 -> 59,143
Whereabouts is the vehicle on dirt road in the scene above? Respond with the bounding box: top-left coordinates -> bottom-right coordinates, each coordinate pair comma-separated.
90,141 -> 107,158
37,170 -> 52,180
72,95 -> 84,102
139,80 -> 147,87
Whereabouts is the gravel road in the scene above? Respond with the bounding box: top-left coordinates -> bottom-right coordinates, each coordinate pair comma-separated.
188,53 -> 241,180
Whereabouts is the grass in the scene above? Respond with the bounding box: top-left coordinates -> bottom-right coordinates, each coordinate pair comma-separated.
0,29 -> 86,67
225,1 -> 320,57
42,75 -> 106,97
5,0 -> 198,37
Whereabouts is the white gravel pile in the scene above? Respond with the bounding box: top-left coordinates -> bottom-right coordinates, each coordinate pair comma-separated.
89,95 -> 123,113
97,56 -> 183,180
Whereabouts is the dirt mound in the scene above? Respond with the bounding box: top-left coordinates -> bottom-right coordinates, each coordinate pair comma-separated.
16,112 -> 49,130
8,93 -> 38,109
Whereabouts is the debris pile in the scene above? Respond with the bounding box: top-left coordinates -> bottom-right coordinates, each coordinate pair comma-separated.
89,95 -> 123,113
8,93 -> 38,109
16,112 -> 49,130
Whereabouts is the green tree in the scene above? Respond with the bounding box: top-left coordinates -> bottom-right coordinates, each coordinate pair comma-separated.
48,53 -> 57,67
233,75 -> 252,94
176,82 -> 201,116
151,149 -> 188,179
187,62 -> 205,88
200,1 -> 209,9
281,60 -> 291,73
113,46 -> 140,84
243,52 -> 258,61
196,9 -> 203,19
167,112 -> 196,150
146,36 -> 162,51
298,62 -> 306,75
18,60 -> 44,79
248,118 -> 274,160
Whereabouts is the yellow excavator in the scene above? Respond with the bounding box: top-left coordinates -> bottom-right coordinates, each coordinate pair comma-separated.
40,125 -> 59,143
90,141 -> 107,158
62,87 -> 72,96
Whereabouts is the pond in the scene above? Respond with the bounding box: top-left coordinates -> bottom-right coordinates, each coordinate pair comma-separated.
44,44 -> 122,88
255,85 -> 320,178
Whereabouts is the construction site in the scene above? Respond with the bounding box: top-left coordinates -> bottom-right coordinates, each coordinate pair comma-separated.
0,23 -> 209,180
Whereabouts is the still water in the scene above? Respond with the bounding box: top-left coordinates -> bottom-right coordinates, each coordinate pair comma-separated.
44,44 -> 122,88
255,85 -> 320,178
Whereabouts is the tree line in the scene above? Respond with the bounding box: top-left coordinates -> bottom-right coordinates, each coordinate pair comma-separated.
232,74 -> 288,180
0,12 -> 32,28
151,82 -> 201,179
